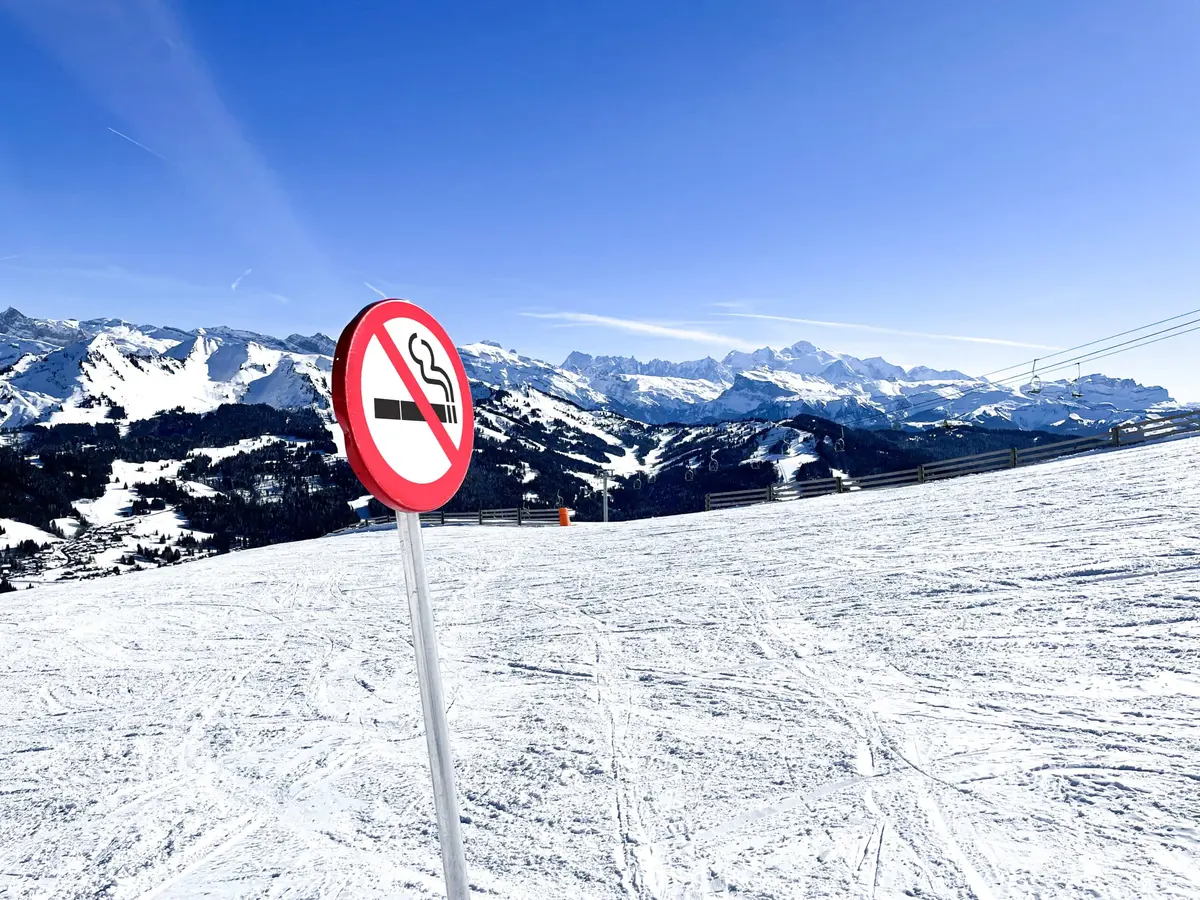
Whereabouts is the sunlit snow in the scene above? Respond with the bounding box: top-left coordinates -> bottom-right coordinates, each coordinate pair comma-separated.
1,438 -> 1197,897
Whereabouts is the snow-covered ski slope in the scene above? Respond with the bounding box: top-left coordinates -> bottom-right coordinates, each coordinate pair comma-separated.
3,439 -> 1198,899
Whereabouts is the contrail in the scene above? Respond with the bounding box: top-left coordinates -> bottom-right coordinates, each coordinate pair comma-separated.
722,313 -> 1062,350
230,268 -> 252,291
364,281 -> 388,298
106,126 -> 167,161
521,311 -> 749,347
0,255 -> 19,262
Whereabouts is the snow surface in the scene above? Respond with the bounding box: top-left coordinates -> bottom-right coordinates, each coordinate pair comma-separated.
2,439 -> 1198,898
0,518 -> 60,550
73,460 -> 188,526
49,517 -> 83,539
739,425 -> 817,483
189,436 -> 303,462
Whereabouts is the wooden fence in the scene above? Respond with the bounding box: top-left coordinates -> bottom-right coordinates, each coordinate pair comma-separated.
705,408 -> 1200,513
334,506 -> 568,535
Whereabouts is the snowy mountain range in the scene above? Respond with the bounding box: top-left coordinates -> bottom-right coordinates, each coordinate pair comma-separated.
0,306 -> 1181,434
0,308 -> 334,428
461,339 -> 1177,433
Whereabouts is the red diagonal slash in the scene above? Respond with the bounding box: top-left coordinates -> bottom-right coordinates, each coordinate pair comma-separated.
374,324 -> 458,462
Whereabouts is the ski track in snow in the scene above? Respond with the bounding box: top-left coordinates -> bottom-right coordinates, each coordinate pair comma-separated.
2,439 -> 1199,898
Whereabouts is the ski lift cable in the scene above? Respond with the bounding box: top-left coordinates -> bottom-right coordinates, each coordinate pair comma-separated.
963,316 -> 1200,390
980,310 -> 1200,386
1014,315 -> 1200,381
1047,320 -> 1200,370
849,330 -> 1168,428
940,316 -> 1200,397
970,304 -> 1200,381
830,315 -> 1200,431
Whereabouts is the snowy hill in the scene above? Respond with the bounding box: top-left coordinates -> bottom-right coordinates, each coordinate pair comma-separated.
1,307 -> 1180,433
2,436 -> 1196,897
0,308 -> 335,428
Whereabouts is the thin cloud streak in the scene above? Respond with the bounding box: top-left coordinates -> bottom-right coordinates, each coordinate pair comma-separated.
230,268 -> 252,291
106,126 -> 167,161
364,281 -> 387,298
7,1 -> 337,302
522,311 -> 750,348
722,313 -> 1061,350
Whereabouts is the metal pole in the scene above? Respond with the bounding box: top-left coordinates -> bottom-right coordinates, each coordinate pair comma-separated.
396,511 -> 470,899
602,470 -> 609,523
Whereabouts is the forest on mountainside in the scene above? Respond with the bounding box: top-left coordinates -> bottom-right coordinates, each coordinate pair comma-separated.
1,397 -> 1072,552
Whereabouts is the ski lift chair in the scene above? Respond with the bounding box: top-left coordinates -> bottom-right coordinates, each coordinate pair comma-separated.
1071,363 -> 1083,399
708,456 -> 719,472
1028,359 -> 1043,395
833,427 -> 846,453
631,477 -> 642,491
684,467 -> 695,482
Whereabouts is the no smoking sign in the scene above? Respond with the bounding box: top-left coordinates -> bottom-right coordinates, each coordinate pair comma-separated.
333,299 -> 475,512
332,298 -> 475,899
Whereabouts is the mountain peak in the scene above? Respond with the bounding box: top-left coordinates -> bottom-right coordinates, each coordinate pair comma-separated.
561,350 -> 594,371
562,351 -> 733,384
786,340 -> 820,354
283,333 -> 336,355
0,306 -> 32,333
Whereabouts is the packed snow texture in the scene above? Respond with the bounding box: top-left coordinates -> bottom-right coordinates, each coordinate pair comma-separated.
1,439 -> 1198,898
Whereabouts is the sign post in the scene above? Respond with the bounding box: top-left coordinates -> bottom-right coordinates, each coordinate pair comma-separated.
396,510 -> 470,899
333,299 -> 475,899
602,469 -> 609,523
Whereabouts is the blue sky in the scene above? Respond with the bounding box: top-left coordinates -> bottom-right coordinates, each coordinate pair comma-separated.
2,0 -> 1199,397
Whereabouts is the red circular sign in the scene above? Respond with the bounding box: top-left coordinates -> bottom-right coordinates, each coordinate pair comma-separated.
333,300 -> 475,512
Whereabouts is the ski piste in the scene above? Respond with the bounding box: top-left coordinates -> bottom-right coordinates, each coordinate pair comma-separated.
2,435 -> 1197,896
